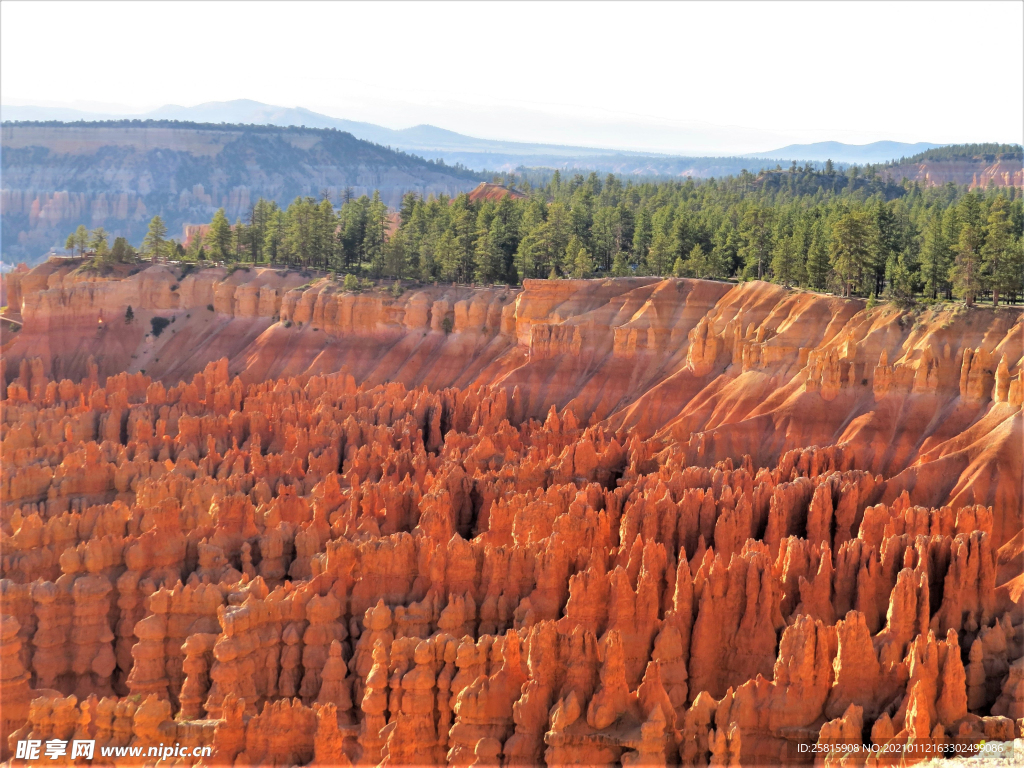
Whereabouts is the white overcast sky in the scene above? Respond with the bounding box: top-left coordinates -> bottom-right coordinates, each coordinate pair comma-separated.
2,1 -> 1021,155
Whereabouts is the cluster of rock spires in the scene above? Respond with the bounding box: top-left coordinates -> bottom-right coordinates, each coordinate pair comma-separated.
3,268 -> 1021,520
1,357 -> 1021,766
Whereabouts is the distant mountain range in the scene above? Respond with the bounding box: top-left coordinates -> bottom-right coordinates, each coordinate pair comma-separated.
746,140 -> 943,165
1,100 -> 647,168
2,100 -> 944,169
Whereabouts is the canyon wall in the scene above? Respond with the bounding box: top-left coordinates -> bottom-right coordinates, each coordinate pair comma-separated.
878,158 -> 1024,190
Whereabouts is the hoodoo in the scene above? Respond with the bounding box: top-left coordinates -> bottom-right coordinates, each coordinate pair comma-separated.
1,266 -> 1021,765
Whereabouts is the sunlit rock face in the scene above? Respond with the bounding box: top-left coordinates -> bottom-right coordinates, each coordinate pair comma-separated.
1,272 -> 1021,765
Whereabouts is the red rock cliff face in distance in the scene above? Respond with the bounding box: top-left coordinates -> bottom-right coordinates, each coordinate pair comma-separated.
879,158 -> 1024,190
0,266 -> 1022,766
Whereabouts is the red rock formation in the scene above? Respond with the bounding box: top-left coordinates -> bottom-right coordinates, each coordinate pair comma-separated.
0,616 -> 31,760
1,279 -> 1021,766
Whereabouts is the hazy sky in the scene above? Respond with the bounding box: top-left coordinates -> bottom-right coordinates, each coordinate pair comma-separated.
2,1 -> 1021,154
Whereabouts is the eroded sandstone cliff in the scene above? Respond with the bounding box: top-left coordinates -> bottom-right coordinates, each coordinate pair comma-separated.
1,268 -> 1022,766
4,264 -> 1022,525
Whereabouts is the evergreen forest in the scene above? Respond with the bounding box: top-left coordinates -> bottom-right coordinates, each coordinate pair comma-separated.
70,154 -> 1024,307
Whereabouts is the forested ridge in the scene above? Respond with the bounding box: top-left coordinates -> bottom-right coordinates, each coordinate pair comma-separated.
884,143 -> 1022,165
74,160 -> 1024,307
1,121 -> 484,265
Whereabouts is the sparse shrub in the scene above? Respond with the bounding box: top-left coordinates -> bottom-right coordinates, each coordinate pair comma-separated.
866,294 -> 877,310
343,274 -> 360,292
207,304 -> 215,312
390,282 -> 404,297
170,284 -> 179,291
441,316 -> 454,335
125,305 -> 135,324
150,317 -> 171,337
283,320 -> 292,328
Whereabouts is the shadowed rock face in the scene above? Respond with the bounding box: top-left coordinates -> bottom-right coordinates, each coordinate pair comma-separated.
1,272 -> 1021,765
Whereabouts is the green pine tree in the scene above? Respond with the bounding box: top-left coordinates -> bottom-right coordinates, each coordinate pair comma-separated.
384,228 -> 409,280
143,215 -> 168,259
806,220 -> 831,291
647,230 -> 674,276
673,256 -> 687,278
684,243 -> 709,278
69,224 -> 88,256
437,230 -> 460,282
546,202 -> 571,277
88,227 -> 110,259
110,237 -> 135,264
739,206 -> 773,280
951,197 -> 984,306
919,212 -> 951,299
829,209 -> 873,297
206,208 -> 233,262
566,236 -> 594,278
981,196 -> 1016,306
474,227 -> 504,284
611,250 -> 630,277
770,233 -> 801,287
871,202 -> 900,296
632,207 -> 653,262
264,206 -> 284,265
884,252 -> 916,307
